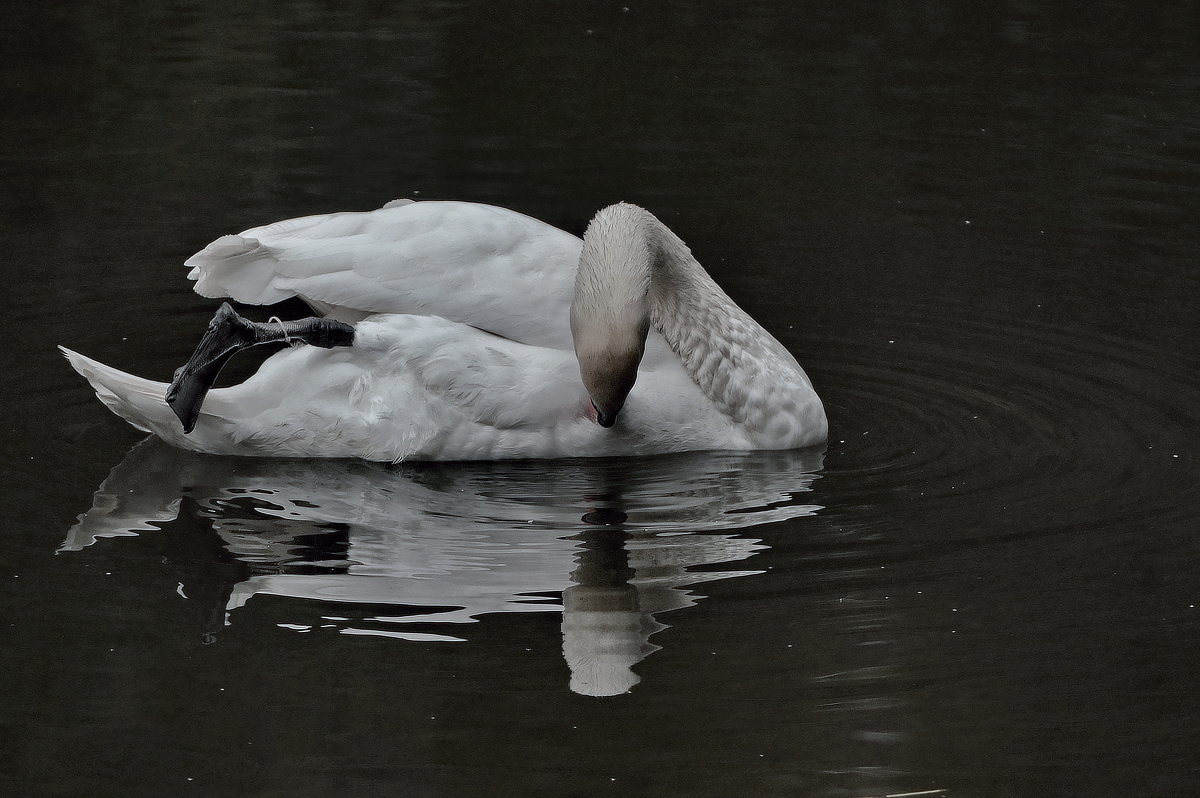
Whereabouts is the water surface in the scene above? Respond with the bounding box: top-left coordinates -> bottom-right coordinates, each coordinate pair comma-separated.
2,2 -> 1198,796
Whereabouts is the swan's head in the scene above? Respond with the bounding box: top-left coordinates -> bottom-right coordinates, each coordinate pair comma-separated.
571,204 -> 655,428
572,313 -> 647,427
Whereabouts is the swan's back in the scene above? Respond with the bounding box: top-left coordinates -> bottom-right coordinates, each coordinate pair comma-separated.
185,200 -> 584,349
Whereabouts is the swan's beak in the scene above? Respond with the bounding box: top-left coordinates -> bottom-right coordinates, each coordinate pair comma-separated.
591,401 -> 619,428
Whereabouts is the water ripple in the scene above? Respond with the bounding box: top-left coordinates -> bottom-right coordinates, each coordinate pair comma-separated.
815,292 -> 1199,542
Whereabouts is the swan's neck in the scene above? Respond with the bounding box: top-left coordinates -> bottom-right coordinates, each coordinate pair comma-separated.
578,204 -> 823,447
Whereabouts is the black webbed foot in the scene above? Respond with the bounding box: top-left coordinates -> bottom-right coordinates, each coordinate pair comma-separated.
165,303 -> 256,433
165,303 -> 356,434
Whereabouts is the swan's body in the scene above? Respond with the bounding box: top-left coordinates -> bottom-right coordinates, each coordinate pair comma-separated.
62,200 -> 826,461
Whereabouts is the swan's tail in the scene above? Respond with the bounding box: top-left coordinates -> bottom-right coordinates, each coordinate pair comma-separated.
59,347 -> 220,450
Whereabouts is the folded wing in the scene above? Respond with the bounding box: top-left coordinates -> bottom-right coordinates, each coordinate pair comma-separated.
184,199 -> 584,350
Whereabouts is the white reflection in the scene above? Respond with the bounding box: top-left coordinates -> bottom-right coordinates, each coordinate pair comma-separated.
64,440 -> 822,696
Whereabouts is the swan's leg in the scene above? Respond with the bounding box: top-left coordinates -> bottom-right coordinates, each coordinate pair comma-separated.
165,302 -> 355,433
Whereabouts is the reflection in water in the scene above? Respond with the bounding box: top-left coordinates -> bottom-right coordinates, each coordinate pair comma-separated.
63,440 -> 822,696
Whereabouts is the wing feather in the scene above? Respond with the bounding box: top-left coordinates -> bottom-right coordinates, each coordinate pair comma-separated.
185,201 -> 583,349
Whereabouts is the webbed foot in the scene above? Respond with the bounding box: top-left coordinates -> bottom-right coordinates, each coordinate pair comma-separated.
165,303 -> 255,433
164,303 -> 356,434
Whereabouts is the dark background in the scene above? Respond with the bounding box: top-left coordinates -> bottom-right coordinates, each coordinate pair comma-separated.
2,2 -> 1198,796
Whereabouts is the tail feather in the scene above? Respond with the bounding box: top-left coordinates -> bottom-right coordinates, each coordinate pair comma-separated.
60,346 -> 171,433
58,347 -> 233,452
60,346 -> 289,456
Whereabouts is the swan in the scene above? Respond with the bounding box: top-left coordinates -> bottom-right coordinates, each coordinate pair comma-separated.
61,200 -> 826,461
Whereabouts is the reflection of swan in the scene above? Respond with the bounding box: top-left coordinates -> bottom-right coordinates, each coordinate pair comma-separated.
64,440 -> 823,695
61,200 -> 826,460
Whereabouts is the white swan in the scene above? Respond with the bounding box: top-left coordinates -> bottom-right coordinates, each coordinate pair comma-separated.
61,200 -> 826,461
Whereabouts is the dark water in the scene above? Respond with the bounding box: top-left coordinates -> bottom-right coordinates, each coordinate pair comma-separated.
3,2 -> 1199,796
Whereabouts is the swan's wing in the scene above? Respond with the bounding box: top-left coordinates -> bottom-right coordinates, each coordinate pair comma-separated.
357,315 -> 587,433
193,314 -> 593,461
185,200 -> 583,349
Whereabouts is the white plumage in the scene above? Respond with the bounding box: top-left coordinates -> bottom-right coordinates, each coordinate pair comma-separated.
62,200 -> 826,460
